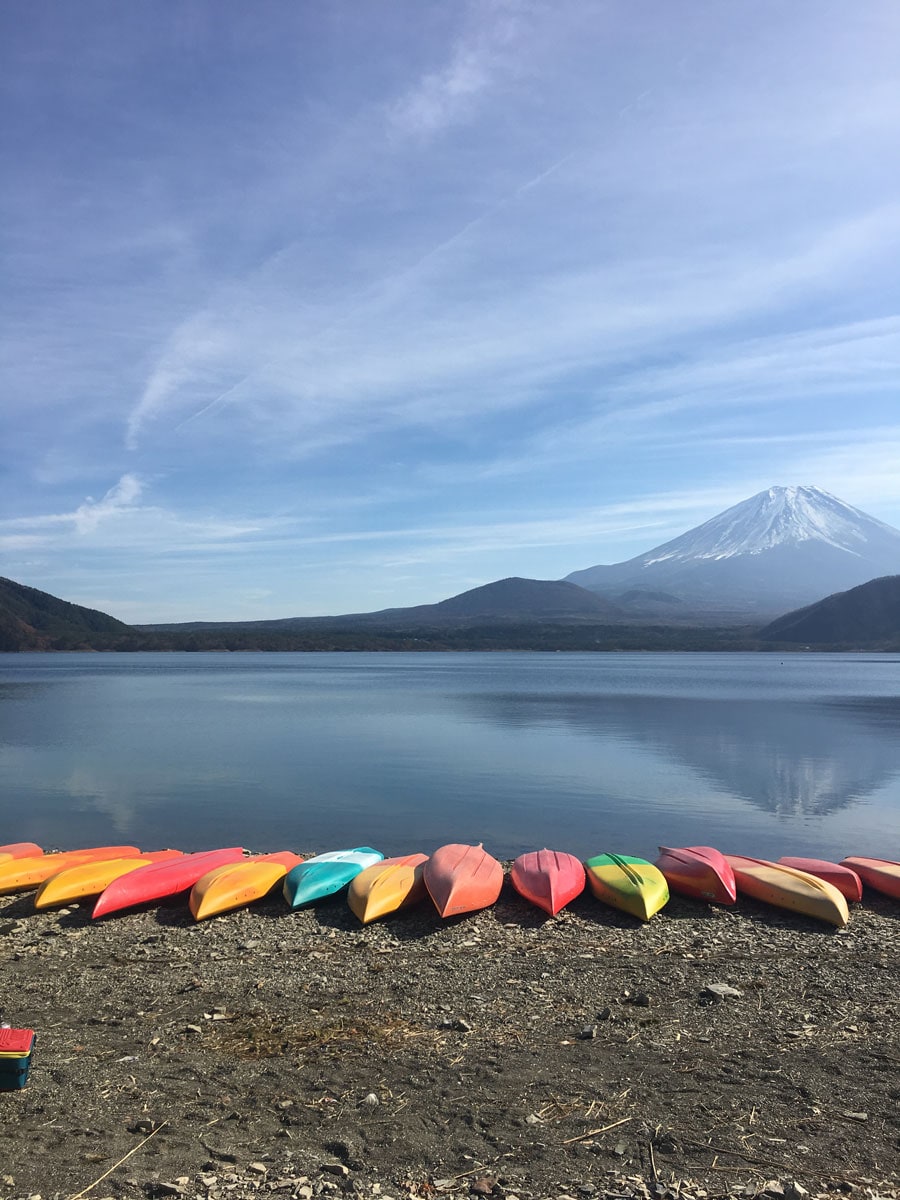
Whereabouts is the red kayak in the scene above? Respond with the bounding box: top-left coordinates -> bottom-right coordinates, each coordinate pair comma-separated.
839,856 -> 900,900
424,843 -> 503,918
778,857 -> 862,902
510,849 -> 585,916
0,842 -> 43,861
93,847 -> 247,918
655,845 -> 737,904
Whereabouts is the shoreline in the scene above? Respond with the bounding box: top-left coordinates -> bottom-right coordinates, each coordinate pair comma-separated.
2,884 -> 898,1200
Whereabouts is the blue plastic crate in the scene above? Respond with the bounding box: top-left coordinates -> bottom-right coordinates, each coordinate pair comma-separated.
0,1055 -> 31,1090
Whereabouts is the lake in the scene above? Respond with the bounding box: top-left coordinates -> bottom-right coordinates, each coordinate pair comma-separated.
1,651 -> 899,863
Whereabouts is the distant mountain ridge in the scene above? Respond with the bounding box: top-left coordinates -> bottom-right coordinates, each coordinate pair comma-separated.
760,575 -> 900,646
0,576 -> 130,650
565,486 -> 900,618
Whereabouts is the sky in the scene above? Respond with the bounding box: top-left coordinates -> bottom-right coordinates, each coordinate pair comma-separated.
3,1 -> 900,623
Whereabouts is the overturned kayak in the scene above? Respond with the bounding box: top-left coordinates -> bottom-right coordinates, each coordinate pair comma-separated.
35,850 -> 184,909
778,857 -> 862,902
584,853 -> 669,921
655,845 -> 737,904
510,849 -> 585,916
424,843 -> 504,918
725,854 -> 849,927
348,853 -> 429,924
92,848 -> 247,918
0,846 -> 142,895
283,847 -> 383,909
839,856 -> 900,900
190,851 -> 303,920
0,842 -> 43,862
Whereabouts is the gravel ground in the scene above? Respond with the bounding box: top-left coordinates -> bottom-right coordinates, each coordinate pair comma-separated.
1,878 -> 898,1200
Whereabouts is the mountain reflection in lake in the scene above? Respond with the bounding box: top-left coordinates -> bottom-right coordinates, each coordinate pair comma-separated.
457,692 -> 900,820
0,652 -> 898,863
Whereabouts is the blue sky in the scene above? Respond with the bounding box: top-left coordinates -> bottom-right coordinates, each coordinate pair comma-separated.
3,1 -> 900,622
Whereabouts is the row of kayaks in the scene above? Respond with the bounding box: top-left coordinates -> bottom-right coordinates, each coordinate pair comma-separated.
1,839 -> 899,928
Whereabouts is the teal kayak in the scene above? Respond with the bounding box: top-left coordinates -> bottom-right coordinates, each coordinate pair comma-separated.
283,847 -> 383,909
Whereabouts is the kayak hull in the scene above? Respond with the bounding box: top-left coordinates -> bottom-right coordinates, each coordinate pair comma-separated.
0,847 -> 142,895
0,842 -> 43,862
510,849 -> 586,916
283,848 -> 383,909
424,843 -> 504,918
725,854 -> 849,927
840,856 -> 900,900
348,854 -> 429,924
190,851 -> 303,919
584,853 -> 669,921
92,848 -> 247,918
778,857 -> 863,902
655,845 -> 737,904
35,850 -> 184,909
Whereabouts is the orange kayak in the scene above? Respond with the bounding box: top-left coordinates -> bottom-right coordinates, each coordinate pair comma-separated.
839,856 -> 900,900
34,850 -> 184,909
510,849 -> 585,916
726,854 -> 849,927
778,857 -> 862,902
0,842 -> 43,862
0,846 -> 142,895
189,851 -> 303,920
348,853 -> 429,924
424,843 -> 503,918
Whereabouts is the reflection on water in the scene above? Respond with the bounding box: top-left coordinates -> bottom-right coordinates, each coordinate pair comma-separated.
0,652 -> 898,862
458,693 -> 900,818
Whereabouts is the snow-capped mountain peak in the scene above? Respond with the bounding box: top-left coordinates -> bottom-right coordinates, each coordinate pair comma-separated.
644,485 -> 887,564
564,485 -> 900,619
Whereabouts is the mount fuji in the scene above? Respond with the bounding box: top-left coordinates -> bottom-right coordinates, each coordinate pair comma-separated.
564,486 -> 900,620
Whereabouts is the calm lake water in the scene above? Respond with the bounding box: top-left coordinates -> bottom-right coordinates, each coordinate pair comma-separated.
1,651 -> 899,863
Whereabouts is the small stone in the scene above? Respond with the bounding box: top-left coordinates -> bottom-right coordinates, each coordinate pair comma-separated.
247,1162 -> 268,1175
470,1179 -> 495,1196
842,1111 -> 868,1122
525,1113 -> 541,1125
783,1183 -> 809,1200
596,1006 -> 613,1021
129,1119 -> 155,1135
157,1185 -> 187,1197
578,1024 -> 599,1040
184,1024 -> 203,1034
701,983 -> 743,1001
322,1163 -> 349,1178
360,1092 -> 380,1107
453,1017 -> 474,1032
631,992 -> 651,1007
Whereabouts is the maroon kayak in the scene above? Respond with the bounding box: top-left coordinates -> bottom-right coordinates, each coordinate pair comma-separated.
655,845 -> 737,904
778,857 -> 862,902
92,847 -> 247,918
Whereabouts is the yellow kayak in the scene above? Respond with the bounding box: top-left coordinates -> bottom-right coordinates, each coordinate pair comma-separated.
0,842 -> 43,862
0,846 -> 142,895
584,853 -> 669,921
189,851 -> 303,920
348,853 -> 429,924
34,850 -> 184,909
725,854 -> 849,928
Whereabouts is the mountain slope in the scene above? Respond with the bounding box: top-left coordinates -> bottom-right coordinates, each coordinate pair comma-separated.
0,576 -> 131,650
759,575 -> 900,645
565,486 -> 900,618
141,577 -> 627,632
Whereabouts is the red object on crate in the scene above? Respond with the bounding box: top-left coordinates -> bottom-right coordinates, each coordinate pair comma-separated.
0,1028 -> 35,1055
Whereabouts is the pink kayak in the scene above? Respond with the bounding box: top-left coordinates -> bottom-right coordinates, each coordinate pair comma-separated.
655,845 -> 737,904
424,843 -> 503,918
778,857 -> 862,902
839,856 -> 900,900
93,847 -> 247,918
510,849 -> 585,916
